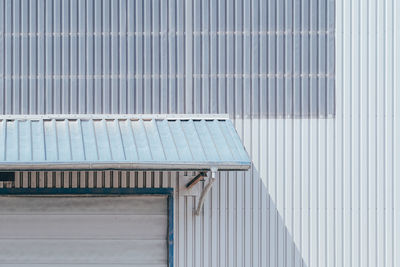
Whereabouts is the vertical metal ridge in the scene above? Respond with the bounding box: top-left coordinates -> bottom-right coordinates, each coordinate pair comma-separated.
0,120 -> 6,161
64,119 -> 72,160
27,119 -> 33,161
115,119 -> 127,161
151,119 -> 167,161
216,120 -> 237,161
136,119 -> 152,161
102,119 -> 113,160
38,119 -> 45,161
89,119 -> 99,160
183,119 -> 205,161
52,119 -> 59,160
125,119 -> 139,161
177,120 -> 193,161
77,119 -> 86,161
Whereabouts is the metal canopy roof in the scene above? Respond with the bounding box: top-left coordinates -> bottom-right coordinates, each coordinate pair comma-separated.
0,115 -> 251,171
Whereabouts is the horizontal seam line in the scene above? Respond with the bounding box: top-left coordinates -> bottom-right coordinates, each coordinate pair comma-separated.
0,73 -> 334,79
0,30 -> 335,36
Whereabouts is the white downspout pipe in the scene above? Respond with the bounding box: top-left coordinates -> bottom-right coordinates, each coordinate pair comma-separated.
195,167 -> 217,216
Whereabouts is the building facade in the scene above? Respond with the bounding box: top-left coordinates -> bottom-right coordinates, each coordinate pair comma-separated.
0,0 -> 399,266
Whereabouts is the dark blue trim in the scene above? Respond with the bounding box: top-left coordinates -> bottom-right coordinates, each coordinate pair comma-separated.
168,194 -> 174,267
0,187 -> 173,195
0,187 -> 174,267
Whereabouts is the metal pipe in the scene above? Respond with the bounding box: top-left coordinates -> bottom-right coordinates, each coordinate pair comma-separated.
195,178 -> 215,215
195,168 -> 217,215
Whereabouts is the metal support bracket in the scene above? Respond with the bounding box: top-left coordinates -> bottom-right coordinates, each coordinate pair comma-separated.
185,172 -> 207,190
195,167 -> 218,216
178,172 -> 205,196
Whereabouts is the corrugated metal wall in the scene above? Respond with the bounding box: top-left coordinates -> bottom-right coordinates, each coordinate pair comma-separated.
1,1 -> 400,267
0,0 -> 334,117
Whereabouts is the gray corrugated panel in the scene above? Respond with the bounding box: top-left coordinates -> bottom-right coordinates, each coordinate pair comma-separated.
0,195 -> 168,266
0,0 -> 334,117
0,115 -> 251,171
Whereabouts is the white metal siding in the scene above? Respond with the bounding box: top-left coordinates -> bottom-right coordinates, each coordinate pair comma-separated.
0,195 -> 168,266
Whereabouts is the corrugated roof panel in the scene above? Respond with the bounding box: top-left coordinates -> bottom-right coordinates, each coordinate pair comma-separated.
18,120 -> 32,161
180,120 -> 207,162
4,121 -> 14,161
0,121 -> 6,161
118,120 -> 139,161
106,119 -> 126,161
218,120 -> 242,161
55,120 -> 72,161
80,120 -> 98,161
168,120 -> 194,161
43,120 -> 58,161
208,120 -> 235,161
131,120 -> 153,161
94,120 -> 112,161
143,120 -> 167,161
0,115 -> 250,171
155,120 -> 180,161
68,120 -> 85,161
193,120 -> 221,162
31,120 -> 46,161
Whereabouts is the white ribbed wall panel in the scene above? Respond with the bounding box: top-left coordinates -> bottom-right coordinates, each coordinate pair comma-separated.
0,0 -> 399,267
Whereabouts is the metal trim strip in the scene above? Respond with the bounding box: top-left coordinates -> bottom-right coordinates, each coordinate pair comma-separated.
0,162 -> 251,171
0,114 -> 230,121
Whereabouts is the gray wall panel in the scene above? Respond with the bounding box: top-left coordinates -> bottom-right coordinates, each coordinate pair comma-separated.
0,0 -> 334,117
0,195 -> 168,266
